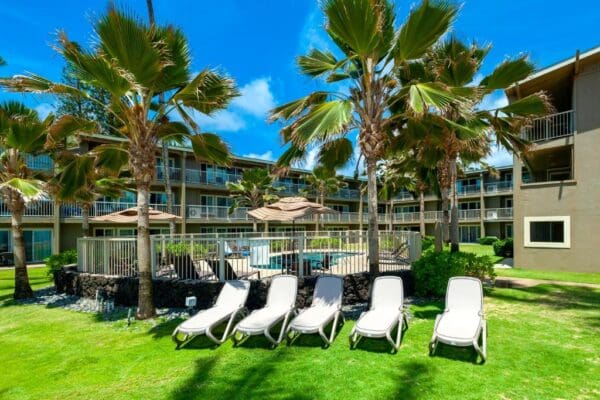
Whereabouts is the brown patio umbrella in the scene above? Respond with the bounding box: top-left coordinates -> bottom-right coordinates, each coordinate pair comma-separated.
90,207 -> 182,223
247,197 -> 337,232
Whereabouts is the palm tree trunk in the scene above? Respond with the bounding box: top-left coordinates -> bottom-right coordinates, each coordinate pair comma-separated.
136,184 -> 155,319
81,203 -> 90,237
419,191 -> 425,236
442,189 -> 450,243
358,187 -> 364,247
449,158 -> 459,252
252,219 -> 257,233
366,160 -> 379,275
12,208 -> 33,299
388,199 -> 394,232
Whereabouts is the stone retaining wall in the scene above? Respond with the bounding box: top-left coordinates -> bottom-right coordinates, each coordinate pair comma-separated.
55,267 -> 414,309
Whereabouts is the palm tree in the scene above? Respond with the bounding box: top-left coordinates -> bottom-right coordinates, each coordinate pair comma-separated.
51,153 -> 129,237
411,37 -> 551,251
379,160 -> 414,232
145,0 -> 176,236
302,164 -> 347,232
270,0 -> 461,274
1,8 -> 239,318
0,102 -> 91,298
226,168 -> 282,232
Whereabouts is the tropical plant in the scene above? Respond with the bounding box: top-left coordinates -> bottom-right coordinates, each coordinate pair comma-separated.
396,36 -> 552,252
226,167 -> 283,232
270,0 -> 461,273
44,249 -> 77,278
0,102 -> 91,298
0,8 -> 239,318
378,158 -> 415,231
301,164 -> 347,232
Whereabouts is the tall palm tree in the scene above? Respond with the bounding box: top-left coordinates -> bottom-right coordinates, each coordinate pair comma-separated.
379,160 -> 414,232
270,0 -> 461,274
145,0 -> 176,236
226,168 -> 282,232
1,8 -> 239,318
0,102 -> 91,298
302,164 -> 347,232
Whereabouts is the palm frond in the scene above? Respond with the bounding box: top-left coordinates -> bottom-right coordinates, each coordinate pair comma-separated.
190,133 -> 231,166
480,56 -> 535,90
0,178 -> 46,202
291,100 -> 353,145
173,69 -> 239,115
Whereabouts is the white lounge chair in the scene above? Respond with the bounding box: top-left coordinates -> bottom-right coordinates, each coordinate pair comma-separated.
429,276 -> 487,362
232,275 -> 297,347
349,276 -> 407,352
287,275 -> 344,346
172,280 -> 250,348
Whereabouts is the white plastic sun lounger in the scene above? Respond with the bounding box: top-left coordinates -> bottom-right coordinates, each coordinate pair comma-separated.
172,280 -> 251,348
232,275 -> 298,347
286,275 -> 344,346
429,276 -> 487,362
349,276 -> 407,352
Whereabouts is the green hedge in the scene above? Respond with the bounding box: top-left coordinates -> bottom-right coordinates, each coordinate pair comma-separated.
161,242 -> 215,257
308,237 -> 342,249
412,251 -> 496,297
493,238 -> 513,257
479,236 -> 499,245
422,235 -> 435,252
45,249 -> 78,278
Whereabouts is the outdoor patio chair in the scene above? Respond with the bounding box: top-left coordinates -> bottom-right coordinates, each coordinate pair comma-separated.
232,275 -> 298,347
172,280 -> 251,348
349,276 -> 408,352
429,276 -> 487,363
286,275 -> 344,346
205,258 -> 261,280
379,242 -> 409,264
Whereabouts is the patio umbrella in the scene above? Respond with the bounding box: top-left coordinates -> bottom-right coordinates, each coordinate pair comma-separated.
247,197 -> 337,234
90,207 -> 182,223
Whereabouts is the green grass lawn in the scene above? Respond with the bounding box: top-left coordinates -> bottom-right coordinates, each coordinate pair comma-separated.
0,267 -> 53,301
449,243 -> 504,264
496,267 -> 600,285
1,283 -> 599,399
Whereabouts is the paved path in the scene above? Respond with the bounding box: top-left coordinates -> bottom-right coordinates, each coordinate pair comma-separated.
495,277 -> 600,289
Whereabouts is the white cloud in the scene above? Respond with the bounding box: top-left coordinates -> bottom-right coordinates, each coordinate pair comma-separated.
295,146 -> 320,171
298,5 -> 330,54
35,103 -> 55,119
232,78 -> 275,117
478,91 -> 509,111
242,150 -> 274,161
193,109 -> 246,132
484,147 -> 514,167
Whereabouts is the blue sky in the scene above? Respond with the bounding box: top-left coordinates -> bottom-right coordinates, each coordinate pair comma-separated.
1,0 -> 599,174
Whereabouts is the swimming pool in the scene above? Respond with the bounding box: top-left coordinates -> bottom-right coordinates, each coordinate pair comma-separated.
254,251 -> 361,270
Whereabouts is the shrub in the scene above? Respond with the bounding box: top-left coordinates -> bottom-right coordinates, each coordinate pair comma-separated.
479,236 -> 499,245
308,237 -> 342,249
493,237 -> 513,257
162,242 -> 212,257
45,249 -> 77,278
421,235 -> 435,252
412,251 -> 496,297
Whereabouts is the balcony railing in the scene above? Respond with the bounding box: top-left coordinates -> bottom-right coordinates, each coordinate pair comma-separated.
457,184 -> 481,196
523,110 -> 575,142
155,167 -> 182,182
0,200 -> 55,217
60,202 -> 182,218
185,169 -> 242,187
485,181 -> 513,193
484,208 -> 513,220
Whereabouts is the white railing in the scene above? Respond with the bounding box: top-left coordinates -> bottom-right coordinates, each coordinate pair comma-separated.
523,110 -> 575,142
484,208 -> 513,220
61,202 -> 182,218
0,200 -> 54,217
25,154 -> 53,171
485,181 -> 513,193
77,230 -> 422,280
458,209 -> 481,220
185,169 -> 242,187
187,205 -> 249,221
457,184 -> 480,196
155,167 -> 182,181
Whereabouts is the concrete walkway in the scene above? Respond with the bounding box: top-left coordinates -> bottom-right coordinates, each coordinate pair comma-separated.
494,276 -> 600,289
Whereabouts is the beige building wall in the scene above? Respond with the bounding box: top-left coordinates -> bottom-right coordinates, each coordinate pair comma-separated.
514,61 -> 600,272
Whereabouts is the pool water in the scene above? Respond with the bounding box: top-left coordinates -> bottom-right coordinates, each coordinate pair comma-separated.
256,251 -> 361,270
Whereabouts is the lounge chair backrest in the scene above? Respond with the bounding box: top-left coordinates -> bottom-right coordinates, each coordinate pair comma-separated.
312,276 -> 343,308
266,275 -> 298,309
215,280 -> 251,309
371,276 -> 404,311
446,277 -> 483,314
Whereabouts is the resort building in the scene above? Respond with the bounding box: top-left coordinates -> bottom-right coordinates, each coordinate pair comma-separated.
506,46 -> 600,273
0,133 -> 514,264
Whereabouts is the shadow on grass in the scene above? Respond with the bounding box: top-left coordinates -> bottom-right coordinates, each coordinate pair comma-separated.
169,345 -> 316,400
430,343 -> 480,364
286,319 -> 345,349
392,361 -> 431,400
488,284 -> 600,311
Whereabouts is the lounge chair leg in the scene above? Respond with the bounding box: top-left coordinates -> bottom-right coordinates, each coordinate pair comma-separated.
429,338 -> 438,356
328,311 -> 341,345
386,329 -> 397,352
172,330 -> 192,349
474,320 -> 487,363
276,312 -> 292,345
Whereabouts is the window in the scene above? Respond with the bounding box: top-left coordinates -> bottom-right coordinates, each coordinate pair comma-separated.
506,198 -> 513,208
505,224 -> 513,238
459,201 -> 480,210
524,216 -> 570,248
459,225 -> 480,243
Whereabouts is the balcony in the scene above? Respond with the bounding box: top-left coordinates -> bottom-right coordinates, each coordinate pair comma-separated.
60,202 -> 182,218
457,184 -> 481,197
484,208 -> 513,220
155,167 -> 182,182
0,200 -> 54,217
523,110 -> 575,143
185,169 -> 242,187
485,181 -> 513,194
